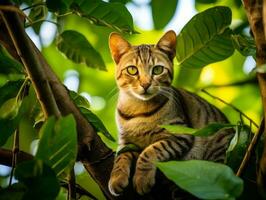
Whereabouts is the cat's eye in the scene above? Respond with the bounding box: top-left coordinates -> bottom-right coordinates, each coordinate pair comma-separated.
126,66 -> 138,75
152,65 -> 164,75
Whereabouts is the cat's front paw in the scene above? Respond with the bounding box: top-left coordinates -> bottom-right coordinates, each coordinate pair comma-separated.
133,168 -> 156,195
108,173 -> 129,196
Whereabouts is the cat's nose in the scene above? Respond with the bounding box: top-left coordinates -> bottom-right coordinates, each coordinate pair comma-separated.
141,82 -> 151,91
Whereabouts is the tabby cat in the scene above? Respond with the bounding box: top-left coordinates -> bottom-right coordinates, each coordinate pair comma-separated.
108,30 -> 233,196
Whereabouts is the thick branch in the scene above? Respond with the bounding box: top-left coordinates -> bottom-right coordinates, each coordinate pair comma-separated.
243,0 -> 266,197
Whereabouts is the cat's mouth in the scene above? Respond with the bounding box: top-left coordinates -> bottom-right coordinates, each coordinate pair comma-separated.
135,91 -> 157,100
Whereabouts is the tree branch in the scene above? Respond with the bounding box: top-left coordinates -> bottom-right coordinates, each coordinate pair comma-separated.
243,0 -> 266,197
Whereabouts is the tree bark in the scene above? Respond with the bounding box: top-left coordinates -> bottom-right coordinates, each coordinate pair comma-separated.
243,0 -> 266,197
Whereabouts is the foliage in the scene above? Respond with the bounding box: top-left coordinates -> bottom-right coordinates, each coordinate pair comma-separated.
161,123 -> 235,136
57,30 -> 106,71
176,6 -> 234,69
0,0 -> 263,199
157,160 -> 243,200
36,115 -> 77,176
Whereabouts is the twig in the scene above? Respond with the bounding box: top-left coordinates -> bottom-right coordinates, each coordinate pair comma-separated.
199,78 -> 257,90
25,19 -> 59,28
237,119 -> 264,176
8,129 -> 19,186
0,5 -> 32,23
21,2 -> 46,11
68,168 -> 77,200
60,181 -> 98,200
0,148 -> 33,166
201,89 -> 259,128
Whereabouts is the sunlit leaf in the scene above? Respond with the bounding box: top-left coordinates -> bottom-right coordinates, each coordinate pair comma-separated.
157,160 -> 243,199
69,90 -> 90,109
193,123 -> 234,136
231,34 -> 256,57
0,97 -> 21,119
116,143 -> 141,156
160,124 -> 196,134
14,160 -> 60,200
162,123 -> 234,137
79,107 -> 115,141
151,0 -> 178,30
0,79 -> 24,105
36,115 -> 77,176
72,0 -> 136,33
57,30 -> 106,71
0,44 -> 23,74
176,6 -> 234,68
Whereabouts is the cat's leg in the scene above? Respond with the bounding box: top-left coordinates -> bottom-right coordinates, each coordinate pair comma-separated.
108,151 -> 136,196
133,135 -> 194,195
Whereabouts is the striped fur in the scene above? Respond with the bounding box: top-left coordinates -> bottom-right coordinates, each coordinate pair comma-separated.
108,31 -> 234,196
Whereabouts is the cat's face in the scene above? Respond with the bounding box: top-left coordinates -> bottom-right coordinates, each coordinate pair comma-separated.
109,31 -> 176,100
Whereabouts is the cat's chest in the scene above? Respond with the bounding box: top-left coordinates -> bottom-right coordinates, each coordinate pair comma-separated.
116,98 -> 186,147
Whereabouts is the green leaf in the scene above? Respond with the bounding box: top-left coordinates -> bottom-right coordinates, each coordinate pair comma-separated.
28,2 -> 48,34
0,44 -> 23,74
193,123 -> 235,136
157,160 -> 243,199
14,160 -> 60,200
231,34 -> 256,57
46,0 -> 73,13
176,6 -> 234,69
0,79 -> 24,105
116,143 -> 141,156
226,125 -> 250,171
72,0 -> 136,33
36,115 -> 77,176
160,124 -> 196,134
162,123 -> 234,137
57,30 -> 106,71
0,183 -> 26,200
79,107 -> 115,141
69,90 -> 90,109
0,97 -> 22,119
0,116 -> 20,146
151,0 -> 178,30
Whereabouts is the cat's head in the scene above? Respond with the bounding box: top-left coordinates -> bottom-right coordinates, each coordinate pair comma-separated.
109,31 -> 176,101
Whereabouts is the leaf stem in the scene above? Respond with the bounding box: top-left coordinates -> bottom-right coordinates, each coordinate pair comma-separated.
21,2 -> 46,11
237,119 -> 264,176
8,129 -> 19,186
68,168 -> 77,200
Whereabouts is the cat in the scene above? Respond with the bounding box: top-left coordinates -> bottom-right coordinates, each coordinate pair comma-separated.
108,30 -> 234,196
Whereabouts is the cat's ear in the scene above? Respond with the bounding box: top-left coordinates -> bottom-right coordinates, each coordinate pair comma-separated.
156,30 -> 176,60
109,33 -> 131,64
